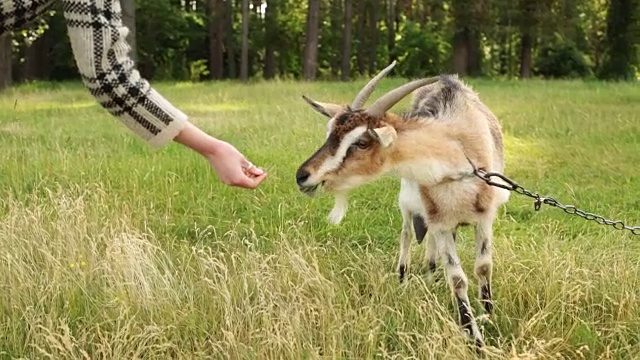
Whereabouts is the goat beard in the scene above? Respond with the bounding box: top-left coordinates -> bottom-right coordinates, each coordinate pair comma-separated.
327,192 -> 349,224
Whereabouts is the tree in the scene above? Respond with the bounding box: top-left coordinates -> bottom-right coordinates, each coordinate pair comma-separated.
0,0 -> 637,83
355,0 -> 367,75
225,0 -> 237,79
121,0 -> 137,63
451,0 -> 485,76
207,0 -> 225,79
240,0 -> 250,81
518,0 -> 537,78
368,0 -> 380,74
517,0 -> 557,79
451,0 -> 471,76
302,0 -> 320,80
341,0 -> 353,81
329,0 -> 343,79
599,0 -> 639,80
0,33 -> 11,91
386,0 -> 396,65
264,0 -> 279,79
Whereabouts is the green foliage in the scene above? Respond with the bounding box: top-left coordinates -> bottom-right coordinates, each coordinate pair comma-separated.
2,0 -> 638,83
394,21 -> 449,77
534,40 -> 593,79
135,0 -> 196,80
189,58 -> 210,82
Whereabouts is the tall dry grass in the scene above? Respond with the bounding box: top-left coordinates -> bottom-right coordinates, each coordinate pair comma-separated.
0,79 -> 638,359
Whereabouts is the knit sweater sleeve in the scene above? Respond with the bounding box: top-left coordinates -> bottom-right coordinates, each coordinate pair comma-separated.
61,0 -> 188,149
0,0 -> 54,35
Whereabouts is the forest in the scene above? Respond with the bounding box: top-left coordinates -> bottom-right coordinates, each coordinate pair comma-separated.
0,0 -> 638,91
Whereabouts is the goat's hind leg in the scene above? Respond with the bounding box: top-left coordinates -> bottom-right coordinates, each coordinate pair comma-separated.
410,213 -> 438,281
474,217 -> 495,314
434,229 -> 484,347
421,221 -> 439,282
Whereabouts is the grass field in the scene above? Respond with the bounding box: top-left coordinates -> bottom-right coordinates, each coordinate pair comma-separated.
0,78 -> 639,359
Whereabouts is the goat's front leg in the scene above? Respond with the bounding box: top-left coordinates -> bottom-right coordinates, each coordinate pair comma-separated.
433,229 -> 484,347
474,217 -> 494,314
397,209 -> 413,282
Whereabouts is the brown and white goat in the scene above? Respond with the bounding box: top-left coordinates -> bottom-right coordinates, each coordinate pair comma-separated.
295,61 -> 510,347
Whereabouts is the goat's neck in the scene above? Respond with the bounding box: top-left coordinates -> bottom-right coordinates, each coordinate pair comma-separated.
385,117 -> 474,186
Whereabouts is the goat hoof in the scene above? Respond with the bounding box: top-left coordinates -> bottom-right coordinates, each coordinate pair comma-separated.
474,339 -> 486,357
483,300 -> 493,314
398,264 -> 406,282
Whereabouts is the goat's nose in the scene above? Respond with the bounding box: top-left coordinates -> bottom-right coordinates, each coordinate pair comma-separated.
296,169 -> 310,185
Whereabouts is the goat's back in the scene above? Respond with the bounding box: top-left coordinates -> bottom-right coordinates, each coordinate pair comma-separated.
407,75 -> 505,171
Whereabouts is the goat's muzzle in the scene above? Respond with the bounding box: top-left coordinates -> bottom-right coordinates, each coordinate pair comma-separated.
296,167 -> 323,196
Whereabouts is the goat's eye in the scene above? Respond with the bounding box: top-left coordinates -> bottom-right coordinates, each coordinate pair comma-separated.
353,140 -> 369,149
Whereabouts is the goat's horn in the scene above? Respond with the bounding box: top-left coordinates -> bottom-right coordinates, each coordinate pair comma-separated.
351,60 -> 398,109
365,76 -> 441,118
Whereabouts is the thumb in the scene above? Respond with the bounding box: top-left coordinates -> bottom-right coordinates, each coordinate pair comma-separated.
246,166 -> 265,176
242,160 -> 265,176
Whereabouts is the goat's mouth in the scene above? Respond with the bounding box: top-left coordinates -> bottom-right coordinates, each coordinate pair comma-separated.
299,181 -> 325,196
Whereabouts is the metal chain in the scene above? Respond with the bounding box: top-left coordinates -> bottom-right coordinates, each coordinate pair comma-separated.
472,168 -> 640,236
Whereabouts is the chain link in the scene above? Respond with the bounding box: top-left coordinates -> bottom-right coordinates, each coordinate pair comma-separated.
472,168 -> 640,236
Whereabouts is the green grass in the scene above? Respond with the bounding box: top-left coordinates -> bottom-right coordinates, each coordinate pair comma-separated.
0,78 -> 638,359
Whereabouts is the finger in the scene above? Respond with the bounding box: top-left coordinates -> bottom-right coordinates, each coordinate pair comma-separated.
232,172 -> 268,189
241,159 -> 255,170
251,173 -> 268,186
246,165 -> 265,176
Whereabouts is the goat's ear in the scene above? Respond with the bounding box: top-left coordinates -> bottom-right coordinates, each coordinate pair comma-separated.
367,125 -> 397,148
302,95 -> 345,118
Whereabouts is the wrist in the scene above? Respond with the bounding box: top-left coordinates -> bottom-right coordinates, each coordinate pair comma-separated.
173,122 -> 221,157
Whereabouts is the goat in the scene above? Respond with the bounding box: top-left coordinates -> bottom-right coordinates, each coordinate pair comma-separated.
294,61 -> 510,347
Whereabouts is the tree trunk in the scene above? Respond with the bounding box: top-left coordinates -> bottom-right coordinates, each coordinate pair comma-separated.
264,0 -> 278,79
599,0 -> 638,80
413,0 -> 420,21
0,34 -> 11,91
394,0 -> 403,32
240,0 -> 250,81
519,32 -> 533,78
467,31 -> 481,76
452,29 -> 468,75
420,0 -> 429,24
367,0 -> 379,74
20,32 -> 51,81
330,0 -> 342,79
121,0 -> 137,63
207,0 -> 225,79
403,0 -> 412,20
386,0 -> 396,65
302,0 -> 320,80
341,0 -> 353,81
355,0 -> 367,75
225,0 -> 237,78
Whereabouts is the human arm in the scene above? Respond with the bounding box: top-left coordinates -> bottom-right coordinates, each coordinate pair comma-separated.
60,0 -> 266,188
173,122 -> 266,189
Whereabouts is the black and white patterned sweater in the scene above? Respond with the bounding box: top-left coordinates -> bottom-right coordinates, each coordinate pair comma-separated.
0,0 -> 188,148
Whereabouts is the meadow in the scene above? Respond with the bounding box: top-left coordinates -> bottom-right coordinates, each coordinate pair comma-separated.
0,78 -> 638,359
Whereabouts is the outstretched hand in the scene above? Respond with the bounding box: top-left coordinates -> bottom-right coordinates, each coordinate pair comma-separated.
205,139 -> 267,189
174,122 -> 267,189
